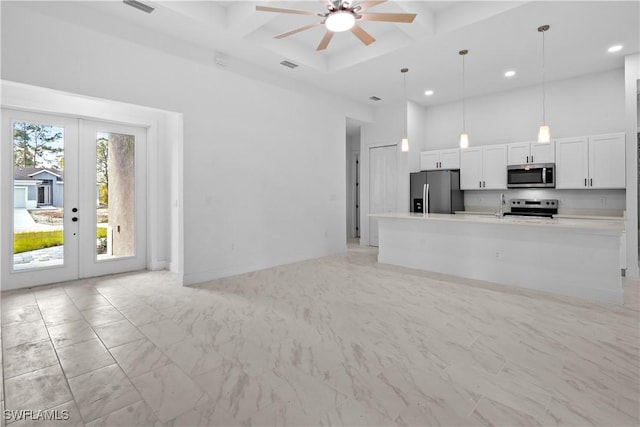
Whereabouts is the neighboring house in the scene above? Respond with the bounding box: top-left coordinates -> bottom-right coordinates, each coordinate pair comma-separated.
13,167 -> 64,208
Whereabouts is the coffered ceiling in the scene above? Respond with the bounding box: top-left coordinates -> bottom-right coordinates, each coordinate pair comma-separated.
11,1 -> 640,107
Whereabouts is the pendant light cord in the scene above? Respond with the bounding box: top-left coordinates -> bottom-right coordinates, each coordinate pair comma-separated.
540,25 -> 548,125
542,31 -> 547,125
404,72 -> 407,137
462,53 -> 466,133
401,68 -> 408,138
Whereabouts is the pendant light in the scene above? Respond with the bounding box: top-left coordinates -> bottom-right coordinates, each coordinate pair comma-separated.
459,49 -> 469,149
401,68 -> 409,152
537,24 -> 551,144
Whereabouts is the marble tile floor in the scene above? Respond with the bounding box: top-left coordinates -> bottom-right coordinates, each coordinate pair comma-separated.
1,244 -> 638,426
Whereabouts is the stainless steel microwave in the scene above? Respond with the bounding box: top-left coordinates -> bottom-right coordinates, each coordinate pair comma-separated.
507,163 -> 555,188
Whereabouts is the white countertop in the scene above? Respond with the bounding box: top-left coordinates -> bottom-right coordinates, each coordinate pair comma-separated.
370,212 -> 625,233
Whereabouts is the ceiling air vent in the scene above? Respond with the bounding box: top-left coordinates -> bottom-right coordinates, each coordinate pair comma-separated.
280,60 -> 299,69
123,0 -> 155,14
369,96 -> 382,101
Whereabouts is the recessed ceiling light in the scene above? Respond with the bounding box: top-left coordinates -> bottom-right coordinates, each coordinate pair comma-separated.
607,44 -> 623,53
424,90 -> 434,96
504,70 -> 516,77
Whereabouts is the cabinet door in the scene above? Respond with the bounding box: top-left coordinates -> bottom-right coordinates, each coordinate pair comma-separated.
507,142 -> 531,165
555,136 -> 588,189
530,140 -> 555,164
420,151 -> 439,171
589,133 -> 625,189
460,148 -> 483,190
439,149 -> 460,169
482,144 -> 508,189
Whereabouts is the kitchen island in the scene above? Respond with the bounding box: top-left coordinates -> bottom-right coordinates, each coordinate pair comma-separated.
370,213 -> 625,303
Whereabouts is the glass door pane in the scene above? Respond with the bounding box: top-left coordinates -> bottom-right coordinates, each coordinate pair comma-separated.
79,120 -> 146,279
12,121 -> 65,270
96,131 -> 136,260
2,108 -> 79,290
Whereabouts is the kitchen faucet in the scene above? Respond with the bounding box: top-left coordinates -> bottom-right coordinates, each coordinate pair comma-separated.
496,193 -> 505,218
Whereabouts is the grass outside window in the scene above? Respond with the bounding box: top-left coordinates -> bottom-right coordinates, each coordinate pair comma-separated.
14,228 -> 108,254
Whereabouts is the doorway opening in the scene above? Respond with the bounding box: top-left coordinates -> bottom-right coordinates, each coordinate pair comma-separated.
346,118 -> 361,245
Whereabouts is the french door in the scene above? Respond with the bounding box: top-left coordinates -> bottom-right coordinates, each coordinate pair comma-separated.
1,109 -> 147,289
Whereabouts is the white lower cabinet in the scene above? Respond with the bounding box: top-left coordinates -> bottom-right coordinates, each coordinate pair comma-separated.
556,133 -> 625,189
460,144 -> 507,190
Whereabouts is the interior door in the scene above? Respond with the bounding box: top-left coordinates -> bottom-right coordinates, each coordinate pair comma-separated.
79,120 -> 147,278
369,145 -> 397,247
1,109 -> 79,289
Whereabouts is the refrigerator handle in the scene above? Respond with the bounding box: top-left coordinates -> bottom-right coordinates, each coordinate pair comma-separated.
423,184 -> 427,215
425,184 -> 429,215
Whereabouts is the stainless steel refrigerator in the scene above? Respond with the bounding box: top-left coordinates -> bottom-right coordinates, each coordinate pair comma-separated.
410,170 -> 464,214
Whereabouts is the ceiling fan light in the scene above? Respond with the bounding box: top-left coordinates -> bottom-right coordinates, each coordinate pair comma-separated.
325,11 -> 356,32
537,125 -> 551,144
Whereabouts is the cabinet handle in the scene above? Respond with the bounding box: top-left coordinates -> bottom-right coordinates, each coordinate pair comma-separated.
590,178 -> 593,187
526,155 -> 529,163
584,178 -> 587,187
531,155 -> 533,163
483,181 -> 486,188
479,181 -> 482,188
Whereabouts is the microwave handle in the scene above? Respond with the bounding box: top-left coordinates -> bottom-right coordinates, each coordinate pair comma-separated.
542,167 -> 546,184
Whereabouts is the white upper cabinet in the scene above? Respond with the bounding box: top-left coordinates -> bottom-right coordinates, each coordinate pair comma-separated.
589,133 -> 626,189
507,141 -> 555,165
420,149 -> 460,171
530,141 -> 556,164
555,133 -> 625,189
460,147 -> 483,189
419,151 -> 439,170
555,136 -> 588,189
439,149 -> 461,169
482,145 -> 508,189
460,144 -> 507,190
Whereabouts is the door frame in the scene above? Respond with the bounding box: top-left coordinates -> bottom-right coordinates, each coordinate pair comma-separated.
1,80 -> 184,290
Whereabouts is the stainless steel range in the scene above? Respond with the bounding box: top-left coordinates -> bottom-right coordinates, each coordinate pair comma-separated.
504,199 -> 558,218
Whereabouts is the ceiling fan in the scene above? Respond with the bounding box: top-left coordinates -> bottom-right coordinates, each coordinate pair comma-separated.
256,0 -> 417,51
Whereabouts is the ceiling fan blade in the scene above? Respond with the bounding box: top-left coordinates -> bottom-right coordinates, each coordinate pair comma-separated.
317,31 -> 335,51
350,24 -> 375,46
275,23 -> 322,39
256,5 -> 317,16
359,12 -> 416,23
355,1 -> 387,11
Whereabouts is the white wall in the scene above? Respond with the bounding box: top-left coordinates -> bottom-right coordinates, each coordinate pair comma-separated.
624,54 -> 639,277
1,2 -> 373,285
424,69 -> 625,149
